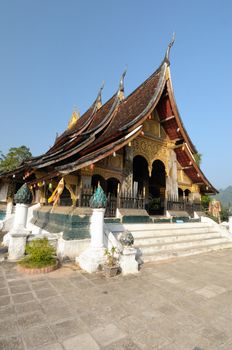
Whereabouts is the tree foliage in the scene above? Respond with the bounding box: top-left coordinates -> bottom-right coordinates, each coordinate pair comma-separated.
0,146 -> 32,173
193,152 -> 202,167
201,194 -> 211,210
220,207 -> 230,222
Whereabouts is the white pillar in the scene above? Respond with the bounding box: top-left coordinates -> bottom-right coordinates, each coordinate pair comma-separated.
77,208 -> 106,273
90,209 -> 105,249
229,216 -> 232,234
8,204 -> 29,261
13,204 -> 28,229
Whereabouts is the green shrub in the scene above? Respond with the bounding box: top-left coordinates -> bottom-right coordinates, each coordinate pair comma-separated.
220,207 -> 230,222
104,247 -> 118,267
201,195 -> 211,210
19,238 -> 56,268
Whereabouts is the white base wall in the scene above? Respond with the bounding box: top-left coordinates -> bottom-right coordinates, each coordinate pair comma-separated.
56,237 -> 90,260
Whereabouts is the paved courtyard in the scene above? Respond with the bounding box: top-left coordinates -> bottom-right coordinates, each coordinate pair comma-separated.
1,250 -> 232,350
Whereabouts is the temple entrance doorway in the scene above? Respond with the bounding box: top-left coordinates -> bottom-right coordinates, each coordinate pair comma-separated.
184,189 -> 191,201
133,155 -> 149,197
107,177 -> 119,197
178,188 -> 184,200
92,175 -> 119,197
148,160 -> 166,215
105,177 -> 120,217
133,156 -> 166,215
91,174 -> 107,192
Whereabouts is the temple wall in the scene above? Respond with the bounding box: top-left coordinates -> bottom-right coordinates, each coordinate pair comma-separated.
177,167 -> 199,191
177,167 -> 192,189
64,174 -> 78,185
177,166 -> 201,200
0,182 -> 9,202
81,154 -> 123,185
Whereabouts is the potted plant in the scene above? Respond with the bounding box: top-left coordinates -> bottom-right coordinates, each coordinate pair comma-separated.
17,238 -> 58,274
103,246 -> 119,277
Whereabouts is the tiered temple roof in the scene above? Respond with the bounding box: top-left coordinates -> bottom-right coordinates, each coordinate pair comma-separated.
0,40 -> 217,194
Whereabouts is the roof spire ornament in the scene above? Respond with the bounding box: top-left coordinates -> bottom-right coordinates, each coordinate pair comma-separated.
14,183 -> 32,205
67,106 -> 80,130
164,32 -> 175,65
117,67 -> 127,101
95,82 -> 105,110
89,183 -> 107,208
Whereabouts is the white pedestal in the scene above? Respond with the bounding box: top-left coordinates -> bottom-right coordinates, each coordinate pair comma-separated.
78,247 -> 106,273
77,208 -> 106,273
8,203 -> 29,261
8,231 -> 28,261
119,247 -> 139,275
229,216 -> 232,234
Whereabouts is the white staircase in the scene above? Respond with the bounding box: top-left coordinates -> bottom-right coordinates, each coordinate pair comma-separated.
106,221 -> 232,263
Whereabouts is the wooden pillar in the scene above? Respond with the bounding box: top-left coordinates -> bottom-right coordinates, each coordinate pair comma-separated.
122,146 -> 133,195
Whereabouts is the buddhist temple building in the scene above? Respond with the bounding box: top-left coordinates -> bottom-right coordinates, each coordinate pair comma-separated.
0,39 -> 217,220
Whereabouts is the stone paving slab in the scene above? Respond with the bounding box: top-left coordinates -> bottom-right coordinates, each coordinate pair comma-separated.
63,333 -> 100,350
1,250 -> 232,349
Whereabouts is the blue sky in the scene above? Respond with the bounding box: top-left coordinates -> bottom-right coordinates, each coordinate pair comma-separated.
0,0 -> 231,189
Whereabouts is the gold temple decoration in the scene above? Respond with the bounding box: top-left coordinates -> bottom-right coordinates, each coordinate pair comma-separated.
48,177 -> 65,210
117,89 -> 124,101
96,99 -> 102,110
117,68 -> 127,101
132,137 -> 168,172
68,110 -> 80,130
165,66 -> 171,81
95,83 -> 104,110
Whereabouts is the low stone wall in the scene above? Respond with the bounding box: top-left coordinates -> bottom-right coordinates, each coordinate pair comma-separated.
32,206 -> 154,240
32,206 -> 93,240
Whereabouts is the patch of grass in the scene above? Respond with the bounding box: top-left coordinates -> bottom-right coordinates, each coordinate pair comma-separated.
18,256 -> 56,268
18,238 -> 56,269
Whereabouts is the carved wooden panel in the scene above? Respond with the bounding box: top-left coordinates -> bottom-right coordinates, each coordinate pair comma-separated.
132,137 -> 168,171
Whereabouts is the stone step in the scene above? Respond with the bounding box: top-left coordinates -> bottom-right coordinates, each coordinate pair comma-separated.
107,222 -> 211,233
123,222 -> 211,230
137,237 -> 229,254
110,222 -> 217,238
134,232 -> 221,245
142,241 -> 232,263
108,221 -> 232,264
130,226 -> 217,238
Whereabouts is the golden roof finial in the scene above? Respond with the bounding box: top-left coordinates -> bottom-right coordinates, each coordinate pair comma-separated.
95,82 -> 105,110
68,106 -> 80,130
117,67 -> 127,101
